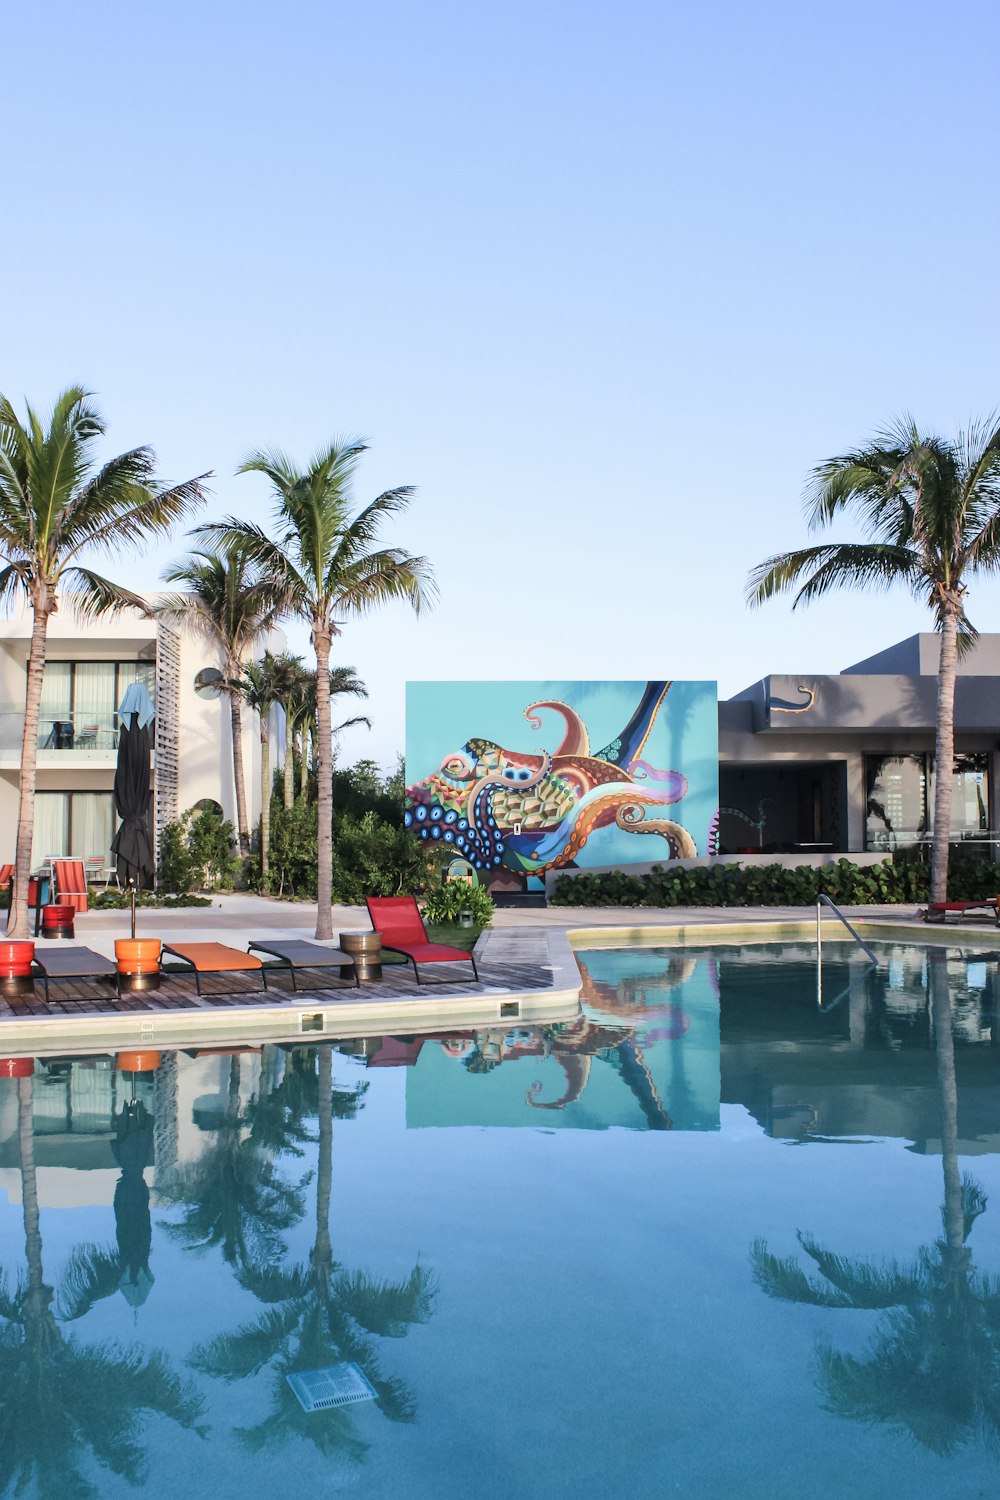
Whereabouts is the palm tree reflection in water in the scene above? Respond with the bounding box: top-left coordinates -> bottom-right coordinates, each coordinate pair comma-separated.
0,1073 -> 204,1498
752,953 -> 1000,1453
192,1046 -> 436,1462
157,1053 -> 308,1269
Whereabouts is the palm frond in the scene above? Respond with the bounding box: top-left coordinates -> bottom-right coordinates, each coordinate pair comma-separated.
59,568 -> 151,620
746,542 -> 919,608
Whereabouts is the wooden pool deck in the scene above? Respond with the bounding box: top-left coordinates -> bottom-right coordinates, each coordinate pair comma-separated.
0,926 -> 583,1056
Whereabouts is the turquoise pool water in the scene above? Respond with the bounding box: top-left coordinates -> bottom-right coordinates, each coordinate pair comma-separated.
1,941 -> 999,1497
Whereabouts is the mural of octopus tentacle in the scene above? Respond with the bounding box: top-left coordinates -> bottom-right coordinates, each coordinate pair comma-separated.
524,700 -> 590,756
405,679 -> 711,883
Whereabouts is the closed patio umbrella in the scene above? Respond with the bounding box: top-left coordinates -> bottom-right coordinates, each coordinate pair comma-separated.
110,682 -> 155,911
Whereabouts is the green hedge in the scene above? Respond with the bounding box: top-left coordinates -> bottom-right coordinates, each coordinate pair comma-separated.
549,858 -> 1000,908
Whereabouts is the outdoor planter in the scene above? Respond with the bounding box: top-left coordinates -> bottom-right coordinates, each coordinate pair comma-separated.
115,1049 -> 162,1074
115,939 -> 162,992
0,941 -> 35,997
0,1056 -> 34,1077
42,904 -> 75,940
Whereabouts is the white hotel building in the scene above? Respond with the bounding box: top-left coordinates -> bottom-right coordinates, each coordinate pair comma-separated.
0,599 -> 281,870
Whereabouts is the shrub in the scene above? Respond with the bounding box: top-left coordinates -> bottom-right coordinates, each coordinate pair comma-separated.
549,857 -> 1000,908
421,881 -> 495,927
157,806 -> 238,893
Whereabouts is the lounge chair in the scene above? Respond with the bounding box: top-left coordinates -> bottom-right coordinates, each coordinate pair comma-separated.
34,946 -> 119,1002
247,939 -> 360,991
51,859 -> 89,914
162,942 -> 267,995
922,898 -> 1000,926
365,896 -> 479,985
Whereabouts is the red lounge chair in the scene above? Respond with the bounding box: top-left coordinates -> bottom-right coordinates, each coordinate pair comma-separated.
365,896 -> 479,985
0,865 -> 12,889
922,898 -> 1000,926
52,859 -> 89,914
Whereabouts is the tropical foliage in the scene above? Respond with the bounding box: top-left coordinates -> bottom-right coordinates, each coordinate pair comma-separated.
550,856 -> 1000,907
747,415 -> 1000,903
0,387 -> 207,934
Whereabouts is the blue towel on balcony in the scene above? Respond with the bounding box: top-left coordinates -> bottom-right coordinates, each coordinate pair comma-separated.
118,682 -> 155,729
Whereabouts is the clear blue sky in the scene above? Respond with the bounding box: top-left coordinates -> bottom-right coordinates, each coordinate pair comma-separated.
4,0 -> 999,767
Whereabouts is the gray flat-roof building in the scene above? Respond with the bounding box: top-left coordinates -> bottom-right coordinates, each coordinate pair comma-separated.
719,634 -> 1000,858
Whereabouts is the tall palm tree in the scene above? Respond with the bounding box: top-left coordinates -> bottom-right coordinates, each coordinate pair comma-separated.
747,415 -> 1000,904
191,1047 -> 434,1461
0,387 -> 208,935
0,1074 -> 205,1496
196,439 -> 435,938
750,954 -> 1000,1452
289,665 -> 370,803
230,651 -> 291,887
159,544 -> 285,855
273,652 -> 312,810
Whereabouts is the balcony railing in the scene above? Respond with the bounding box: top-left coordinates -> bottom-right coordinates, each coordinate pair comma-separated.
0,709 -> 154,754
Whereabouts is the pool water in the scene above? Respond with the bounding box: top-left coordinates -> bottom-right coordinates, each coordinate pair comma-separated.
1,941 -> 999,1498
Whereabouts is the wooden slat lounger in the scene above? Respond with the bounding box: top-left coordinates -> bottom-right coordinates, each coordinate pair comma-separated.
34,946 -> 119,1003
247,940 -> 360,991
162,942 -> 267,995
922,899 -> 1000,926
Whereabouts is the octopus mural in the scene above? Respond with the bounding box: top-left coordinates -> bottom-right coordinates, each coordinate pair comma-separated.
406,680 -> 710,881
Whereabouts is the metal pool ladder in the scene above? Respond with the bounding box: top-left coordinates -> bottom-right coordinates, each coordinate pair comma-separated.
815,894 -> 877,1008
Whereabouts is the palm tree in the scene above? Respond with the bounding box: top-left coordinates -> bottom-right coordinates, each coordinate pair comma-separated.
747,415 -> 1000,903
272,652 -> 312,810
159,543 -> 285,855
0,1074 -> 205,1496
229,650 -> 298,887
0,387 -> 208,935
750,954 -> 1000,1453
289,665 -> 370,803
196,439 -> 435,938
190,1047 -> 434,1461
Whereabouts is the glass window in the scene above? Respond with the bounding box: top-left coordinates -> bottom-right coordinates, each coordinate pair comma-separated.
864,755 -> 927,851
929,753 -> 990,840
34,792 -> 69,859
71,793 -> 115,862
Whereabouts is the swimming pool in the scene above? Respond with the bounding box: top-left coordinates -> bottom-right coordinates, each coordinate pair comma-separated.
0,940 -> 998,1497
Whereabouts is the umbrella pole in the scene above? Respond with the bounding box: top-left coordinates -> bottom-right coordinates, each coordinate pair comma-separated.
129,878 -> 136,940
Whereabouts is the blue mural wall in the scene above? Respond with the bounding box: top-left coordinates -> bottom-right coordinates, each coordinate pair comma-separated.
405,680 -> 718,889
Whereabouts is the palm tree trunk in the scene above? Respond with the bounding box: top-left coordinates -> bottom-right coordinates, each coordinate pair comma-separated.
313,1046 -> 333,1267
9,598 -> 52,938
300,728 -> 310,798
260,714 -> 270,888
18,1074 -> 55,1348
229,692 -> 251,858
928,954 -> 964,1258
931,608 -> 960,905
314,628 -> 334,939
284,703 -> 294,811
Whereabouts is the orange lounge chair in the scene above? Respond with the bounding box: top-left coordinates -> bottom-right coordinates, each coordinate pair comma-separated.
52,859 -> 89,914
366,896 -> 479,985
162,942 -> 267,995
0,864 -> 12,889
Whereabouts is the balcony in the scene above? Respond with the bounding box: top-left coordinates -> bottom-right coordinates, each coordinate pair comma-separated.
0,709 -> 155,768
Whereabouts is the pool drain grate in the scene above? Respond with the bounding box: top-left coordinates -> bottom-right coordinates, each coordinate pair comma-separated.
286,1363 -> 377,1413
